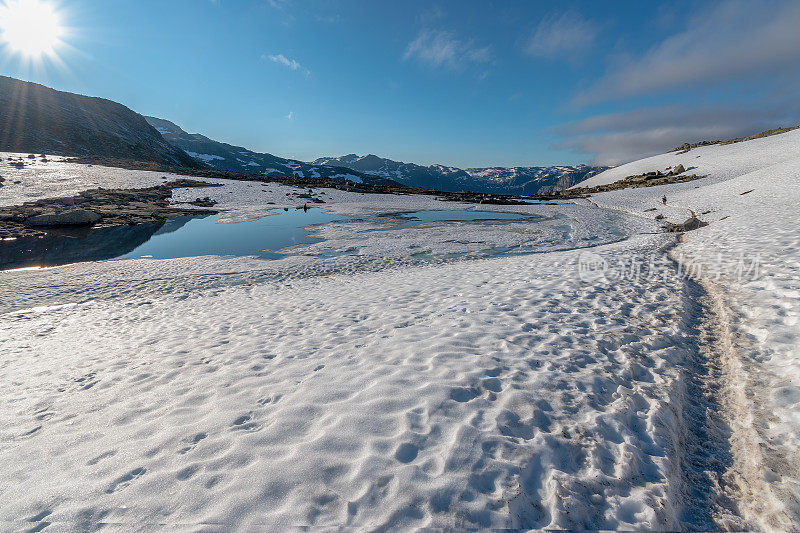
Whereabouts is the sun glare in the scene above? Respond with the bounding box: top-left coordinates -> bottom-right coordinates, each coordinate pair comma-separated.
0,0 -> 63,58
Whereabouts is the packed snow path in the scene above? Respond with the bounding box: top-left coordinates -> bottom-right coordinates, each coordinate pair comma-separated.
579,128 -> 800,530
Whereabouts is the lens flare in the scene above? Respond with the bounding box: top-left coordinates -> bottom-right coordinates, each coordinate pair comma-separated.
0,0 -> 63,58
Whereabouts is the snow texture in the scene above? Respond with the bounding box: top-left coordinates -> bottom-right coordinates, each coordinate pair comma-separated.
1,126 -> 799,529
574,128 -> 800,530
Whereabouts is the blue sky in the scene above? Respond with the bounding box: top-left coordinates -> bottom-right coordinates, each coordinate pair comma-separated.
2,0 -> 799,167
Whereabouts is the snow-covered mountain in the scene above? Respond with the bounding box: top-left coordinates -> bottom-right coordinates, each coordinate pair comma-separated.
140,117 -> 603,194
145,117 -> 397,186
572,126 -> 800,190
312,154 -> 474,191
461,165 -> 607,194
313,154 -> 606,194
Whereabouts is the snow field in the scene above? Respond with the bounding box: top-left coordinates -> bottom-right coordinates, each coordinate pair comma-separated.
3,124 -> 800,529
1,233 -> 709,529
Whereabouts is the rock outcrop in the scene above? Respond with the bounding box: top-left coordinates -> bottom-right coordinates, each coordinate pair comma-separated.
0,76 -> 200,168
0,179 -> 219,239
26,210 -> 102,227
664,216 -> 709,233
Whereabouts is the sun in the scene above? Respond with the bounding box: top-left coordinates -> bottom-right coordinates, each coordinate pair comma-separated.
0,0 -> 63,58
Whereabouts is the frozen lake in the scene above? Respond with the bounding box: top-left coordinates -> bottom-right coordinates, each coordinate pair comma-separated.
1,208 -> 566,269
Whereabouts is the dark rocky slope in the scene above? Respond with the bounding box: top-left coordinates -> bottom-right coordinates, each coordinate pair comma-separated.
0,76 -> 199,167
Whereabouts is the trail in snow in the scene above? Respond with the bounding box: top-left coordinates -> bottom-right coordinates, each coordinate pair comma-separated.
584,128 -> 800,529
683,261 -> 794,531
575,193 -> 791,531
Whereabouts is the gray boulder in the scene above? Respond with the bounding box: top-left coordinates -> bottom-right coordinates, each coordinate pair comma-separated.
665,215 -> 708,232
26,210 -> 102,227
670,164 -> 686,176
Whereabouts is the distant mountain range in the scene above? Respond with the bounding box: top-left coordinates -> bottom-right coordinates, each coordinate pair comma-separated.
0,75 -> 604,194
0,76 -> 198,168
145,116 -> 604,194
313,154 -> 606,194
144,117 -> 396,186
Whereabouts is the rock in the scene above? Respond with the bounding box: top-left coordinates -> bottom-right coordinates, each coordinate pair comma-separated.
670,164 -> 685,176
52,198 -> 77,206
25,210 -> 102,227
682,216 -> 707,231
664,215 -> 708,233
188,197 -> 217,207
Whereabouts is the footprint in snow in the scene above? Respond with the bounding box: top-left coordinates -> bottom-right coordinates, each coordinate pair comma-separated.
449,387 -> 480,402
394,442 -> 419,463
483,367 -> 503,377
87,449 -> 117,465
257,394 -> 282,406
27,510 -> 52,532
75,372 -> 99,390
179,432 -> 207,454
204,475 -> 222,489
176,464 -> 200,481
482,378 -> 502,393
232,413 -> 260,432
106,467 -> 146,493
20,425 -> 42,437
28,510 -> 52,523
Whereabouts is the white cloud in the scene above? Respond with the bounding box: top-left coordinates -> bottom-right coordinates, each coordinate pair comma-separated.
403,29 -> 491,70
265,0 -> 294,26
554,102 -> 800,166
263,53 -> 310,77
416,5 -> 445,25
573,0 -> 800,107
525,11 -> 597,62
267,0 -> 289,10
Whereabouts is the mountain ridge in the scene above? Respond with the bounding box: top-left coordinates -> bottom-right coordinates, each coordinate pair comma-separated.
145,117 -> 397,186
0,74 -> 603,194
0,76 -> 199,168
146,115 -> 605,194
313,153 -> 606,194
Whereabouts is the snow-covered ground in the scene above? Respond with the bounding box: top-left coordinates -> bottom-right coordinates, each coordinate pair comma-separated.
1,128 -> 798,530
572,129 -> 800,530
